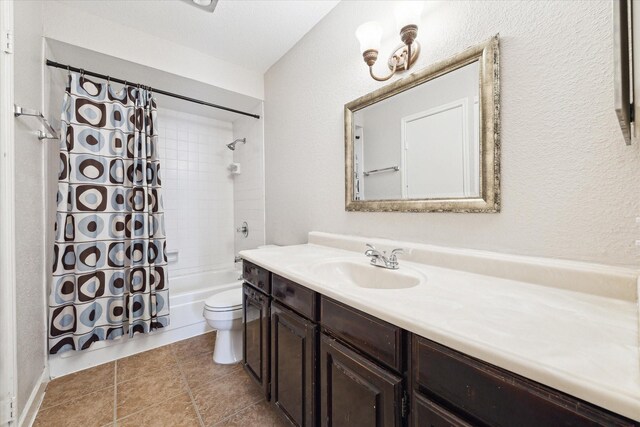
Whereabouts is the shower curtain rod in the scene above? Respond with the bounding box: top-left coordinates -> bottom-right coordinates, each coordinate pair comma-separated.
45,60 -> 261,120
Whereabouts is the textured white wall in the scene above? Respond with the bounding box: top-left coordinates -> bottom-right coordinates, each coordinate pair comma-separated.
264,0 -> 640,267
14,0 -> 47,418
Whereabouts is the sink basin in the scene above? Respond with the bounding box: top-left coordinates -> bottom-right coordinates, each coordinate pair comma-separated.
309,259 -> 424,289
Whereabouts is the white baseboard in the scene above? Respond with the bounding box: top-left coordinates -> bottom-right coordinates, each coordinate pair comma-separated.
18,368 -> 48,427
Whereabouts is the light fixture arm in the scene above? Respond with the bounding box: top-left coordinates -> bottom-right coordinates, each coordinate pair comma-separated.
358,23 -> 419,81
368,53 -> 403,82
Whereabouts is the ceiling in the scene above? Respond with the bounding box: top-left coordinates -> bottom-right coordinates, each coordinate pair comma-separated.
47,39 -> 263,122
54,0 -> 340,74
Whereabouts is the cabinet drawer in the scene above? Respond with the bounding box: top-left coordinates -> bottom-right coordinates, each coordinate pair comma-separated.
412,336 -> 637,427
412,393 -> 472,427
320,296 -> 404,372
243,260 -> 271,294
272,275 -> 318,321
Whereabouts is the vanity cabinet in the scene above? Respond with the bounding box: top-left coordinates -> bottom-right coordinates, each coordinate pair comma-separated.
411,393 -> 472,427
319,296 -> 406,427
242,261 -> 638,427
243,260 -> 271,294
272,274 -> 319,321
270,273 -> 320,427
320,297 -> 405,373
320,334 -> 404,427
271,302 -> 318,426
242,281 -> 271,399
411,336 -> 638,427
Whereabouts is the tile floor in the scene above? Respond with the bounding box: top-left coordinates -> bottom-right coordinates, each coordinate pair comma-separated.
34,332 -> 288,427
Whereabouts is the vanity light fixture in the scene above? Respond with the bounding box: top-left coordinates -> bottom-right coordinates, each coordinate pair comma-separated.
355,1 -> 423,81
182,0 -> 218,13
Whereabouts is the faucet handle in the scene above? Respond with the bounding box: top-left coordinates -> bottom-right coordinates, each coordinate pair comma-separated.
388,248 -> 404,269
364,243 -> 377,255
390,248 -> 404,257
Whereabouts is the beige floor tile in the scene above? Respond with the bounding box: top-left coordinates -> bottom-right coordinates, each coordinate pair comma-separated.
214,400 -> 288,427
192,370 -> 263,427
116,365 -> 188,419
179,351 -> 242,391
116,391 -> 200,427
34,386 -> 115,427
41,362 -> 115,410
117,345 -> 179,383
171,332 -> 217,361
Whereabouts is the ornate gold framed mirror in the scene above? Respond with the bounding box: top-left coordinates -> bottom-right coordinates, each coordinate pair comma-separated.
345,35 -> 500,212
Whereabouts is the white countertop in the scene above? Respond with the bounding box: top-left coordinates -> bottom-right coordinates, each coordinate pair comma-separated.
240,233 -> 640,422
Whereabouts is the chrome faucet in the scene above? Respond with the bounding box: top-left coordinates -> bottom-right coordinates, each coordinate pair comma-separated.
364,244 -> 404,269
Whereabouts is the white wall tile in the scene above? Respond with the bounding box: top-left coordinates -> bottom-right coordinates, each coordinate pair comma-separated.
158,108 -> 235,278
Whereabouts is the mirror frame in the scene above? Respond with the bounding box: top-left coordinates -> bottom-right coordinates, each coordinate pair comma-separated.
345,35 -> 500,213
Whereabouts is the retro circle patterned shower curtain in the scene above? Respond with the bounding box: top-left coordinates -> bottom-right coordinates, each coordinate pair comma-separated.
48,74 -> 169,354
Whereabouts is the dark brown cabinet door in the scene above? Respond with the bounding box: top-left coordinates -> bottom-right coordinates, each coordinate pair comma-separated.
243,283 -> 270,399
271,302 -> 318,426
320,334 -> 403,427
412,393 -> 472,427
412,335 -> 638,427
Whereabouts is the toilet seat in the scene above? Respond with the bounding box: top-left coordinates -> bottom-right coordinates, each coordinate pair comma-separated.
204,288 -> 243,315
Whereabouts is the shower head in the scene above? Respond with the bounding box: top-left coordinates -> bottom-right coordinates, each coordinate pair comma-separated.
226,138 -> 246,151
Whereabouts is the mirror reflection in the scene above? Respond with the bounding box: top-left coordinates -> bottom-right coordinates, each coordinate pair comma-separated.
353,61 -> 480,201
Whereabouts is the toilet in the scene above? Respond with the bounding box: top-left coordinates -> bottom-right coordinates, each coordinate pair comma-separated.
203,287 -> 243,364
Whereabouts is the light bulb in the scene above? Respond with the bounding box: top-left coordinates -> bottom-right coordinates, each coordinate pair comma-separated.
355,21 -> 383,54
394,1 -> 423,30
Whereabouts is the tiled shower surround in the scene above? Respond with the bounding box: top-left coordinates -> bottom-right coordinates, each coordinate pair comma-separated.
156,109 -> 236,277
156,107 -> 265,276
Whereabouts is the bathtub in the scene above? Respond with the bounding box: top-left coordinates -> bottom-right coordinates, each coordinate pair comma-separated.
48,268 -> 243,378
171,268 -> 242,300
169,269 -> 243,329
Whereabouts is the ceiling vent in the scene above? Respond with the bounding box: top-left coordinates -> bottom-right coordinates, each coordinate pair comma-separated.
182,0 -> 218,13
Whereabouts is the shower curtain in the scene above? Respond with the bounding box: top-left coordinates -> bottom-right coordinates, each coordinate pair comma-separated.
49,74 -> 169,354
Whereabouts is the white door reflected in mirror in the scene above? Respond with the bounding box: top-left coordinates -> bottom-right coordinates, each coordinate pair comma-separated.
353,61 -> 480,201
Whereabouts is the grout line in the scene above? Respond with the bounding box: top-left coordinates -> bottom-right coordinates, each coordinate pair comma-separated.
40,334 -> 220,425
114,388 -> 191,425
184,365 -> 242,395
37,363 -> 118,413
211,396 -> 266,426
38,383 -> 115,412
113,356 -> 189,423
175,352 -> 206,427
